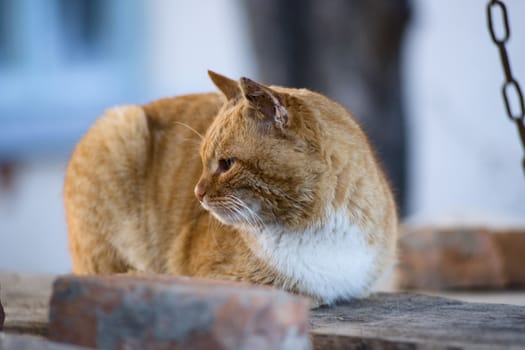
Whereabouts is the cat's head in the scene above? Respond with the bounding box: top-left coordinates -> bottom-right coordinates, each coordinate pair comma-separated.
195,71 -> 328,230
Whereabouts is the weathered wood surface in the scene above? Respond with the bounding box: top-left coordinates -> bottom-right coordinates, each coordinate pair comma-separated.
310,292 -> 525,349
0,333 -> 90,350
0,272 -> 52,336
0,290 -> 4,330
1,272 -> 525,349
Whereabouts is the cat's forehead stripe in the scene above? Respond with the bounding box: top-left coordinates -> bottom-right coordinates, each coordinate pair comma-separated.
204,107 -> 240,159
202,123 -> 224,166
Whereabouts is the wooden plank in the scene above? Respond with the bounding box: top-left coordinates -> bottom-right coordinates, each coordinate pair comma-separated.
0,272 -> 53,337
0,334 -> 90,350
0,290 -> 4,330
311,292 -> 525,349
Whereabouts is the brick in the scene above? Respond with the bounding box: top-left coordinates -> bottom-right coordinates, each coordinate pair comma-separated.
48,275 -> 310,350
397,226 -> 525,289
0,333 -> 90,350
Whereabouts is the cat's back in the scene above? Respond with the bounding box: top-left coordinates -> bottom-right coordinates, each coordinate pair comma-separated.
65,93 -> 222,208
64,103 -> 151,227
64,93 -> 222,274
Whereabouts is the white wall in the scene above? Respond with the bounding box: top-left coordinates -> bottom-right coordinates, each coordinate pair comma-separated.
405,0 -> 525,226
0,158 -> 71,273
0,1 -> 256,273
2,1 -> 525,273
143,0 -> 257,99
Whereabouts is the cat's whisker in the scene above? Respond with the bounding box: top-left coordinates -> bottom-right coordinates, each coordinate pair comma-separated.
227,206 -> 247,223
231,203 -> 255,226
225,195 -> 265,229
216,202 -> 248,225
208,200 -> 239,219
173,121 -> 204,140
210,196 -> 263,229
233,198 -> 265,227
179,135 -> 203,149
218,198 -> 252,223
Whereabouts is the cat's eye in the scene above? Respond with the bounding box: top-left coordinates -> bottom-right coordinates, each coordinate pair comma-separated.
218,158 -> 236,173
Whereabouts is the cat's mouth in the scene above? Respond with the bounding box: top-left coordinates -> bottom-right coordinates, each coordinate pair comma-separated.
201,196 -> 263,227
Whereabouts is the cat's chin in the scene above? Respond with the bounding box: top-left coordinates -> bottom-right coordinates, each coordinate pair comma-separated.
202,201 -> 263,228
209,208 -> 267,230
204,205 -> 242,226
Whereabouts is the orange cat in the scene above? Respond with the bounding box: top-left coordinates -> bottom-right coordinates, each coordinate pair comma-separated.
64,71 -> 398,305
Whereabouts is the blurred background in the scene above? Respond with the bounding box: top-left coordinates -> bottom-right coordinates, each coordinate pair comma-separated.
0,0 -> 524,273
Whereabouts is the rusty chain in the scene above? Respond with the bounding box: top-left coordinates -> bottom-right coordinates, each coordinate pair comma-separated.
487,0 -> 525,176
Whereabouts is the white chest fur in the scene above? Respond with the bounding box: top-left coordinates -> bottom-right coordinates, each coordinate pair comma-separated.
250,209 -> 383,304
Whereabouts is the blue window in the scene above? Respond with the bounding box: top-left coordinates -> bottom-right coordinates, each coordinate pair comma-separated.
0,0 -> 145,160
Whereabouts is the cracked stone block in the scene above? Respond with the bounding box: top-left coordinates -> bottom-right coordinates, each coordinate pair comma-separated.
48,275 -> 310,350
398,227 -> 525,289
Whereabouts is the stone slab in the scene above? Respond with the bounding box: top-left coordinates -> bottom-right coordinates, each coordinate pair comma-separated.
0,333 -> 90,350
398,227 -> 525,289
310,292 -> 525,349
48,275 -> 310,350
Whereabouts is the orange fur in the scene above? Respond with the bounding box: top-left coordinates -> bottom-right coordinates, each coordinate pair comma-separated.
64,72 -> 398,304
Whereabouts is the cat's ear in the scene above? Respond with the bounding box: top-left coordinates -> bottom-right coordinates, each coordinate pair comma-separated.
239,77 -> 288,129
208,70 -> 241,100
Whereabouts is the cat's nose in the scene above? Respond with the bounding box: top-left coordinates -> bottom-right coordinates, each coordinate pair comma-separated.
194,182 -> 207,202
